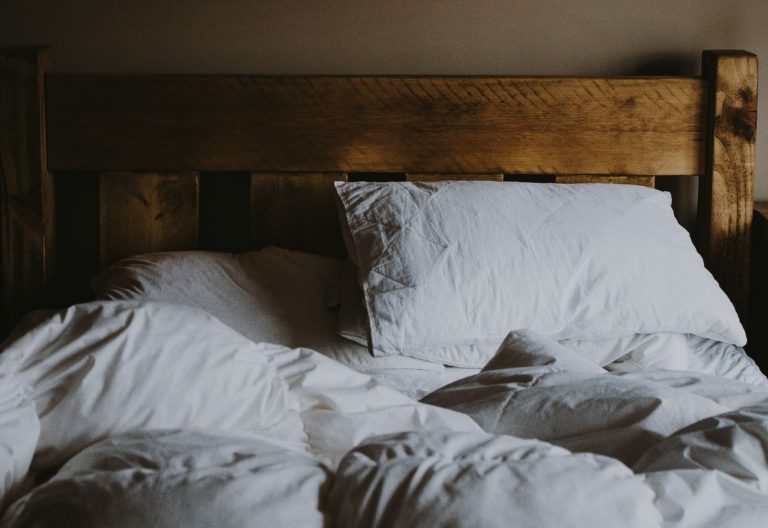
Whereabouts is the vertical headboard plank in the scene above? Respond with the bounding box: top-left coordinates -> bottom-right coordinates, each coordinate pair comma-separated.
99,172 -> 200,266
0,46 -> 52,333
699,51 -> 758,321
250,172 -> 348,257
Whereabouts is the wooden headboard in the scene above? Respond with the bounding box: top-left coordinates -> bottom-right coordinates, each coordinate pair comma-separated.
0,46 -> 757,336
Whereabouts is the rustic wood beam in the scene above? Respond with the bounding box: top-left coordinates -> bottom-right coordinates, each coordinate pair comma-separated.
698,50 -> 758,323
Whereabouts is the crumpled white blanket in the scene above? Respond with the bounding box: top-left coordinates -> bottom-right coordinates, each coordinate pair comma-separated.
3,429 -> 332,528
2,306 -> 768,527
0,301 -> 478,526
423,331 -> 768,527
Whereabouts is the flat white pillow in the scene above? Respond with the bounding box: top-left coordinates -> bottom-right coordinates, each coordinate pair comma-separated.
0,301 -> 293,470
91,247 -> 441,372
335,181 -> 745,364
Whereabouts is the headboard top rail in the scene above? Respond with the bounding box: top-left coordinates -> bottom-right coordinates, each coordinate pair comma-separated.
45,73 -> 704,175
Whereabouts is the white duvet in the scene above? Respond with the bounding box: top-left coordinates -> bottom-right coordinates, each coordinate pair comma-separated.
1,302 -> 767,527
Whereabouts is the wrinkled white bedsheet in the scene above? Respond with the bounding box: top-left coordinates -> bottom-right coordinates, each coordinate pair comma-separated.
423,331 -> 768,526
2,307 -> 768,527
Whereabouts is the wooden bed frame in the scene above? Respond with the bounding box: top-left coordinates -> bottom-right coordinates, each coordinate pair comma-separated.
0,46 -> 758,339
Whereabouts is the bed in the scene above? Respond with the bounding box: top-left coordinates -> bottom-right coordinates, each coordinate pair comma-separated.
0,46 -> 766,527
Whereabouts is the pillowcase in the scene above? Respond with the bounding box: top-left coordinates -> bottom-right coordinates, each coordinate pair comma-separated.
338,259 -> 499,366
335,181 -> 745,365
0,301 -> 294,469
91,247 -> 442,372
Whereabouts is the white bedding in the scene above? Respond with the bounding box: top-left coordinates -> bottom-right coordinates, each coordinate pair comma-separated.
3,430 -> 332,528
353,330 -> 766,400
2,302 -> 294,470
423,332 -> 768,465
2,304 -> 768,527
0,373 -> 38,512
366,367 -> 479,400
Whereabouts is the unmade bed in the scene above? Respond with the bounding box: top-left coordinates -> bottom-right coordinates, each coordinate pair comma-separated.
0,46 -> 765,527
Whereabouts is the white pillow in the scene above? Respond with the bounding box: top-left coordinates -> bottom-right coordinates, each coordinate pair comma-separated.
92,247 -> 442,372
335,181 -> 745,365
0,301 -> 293,470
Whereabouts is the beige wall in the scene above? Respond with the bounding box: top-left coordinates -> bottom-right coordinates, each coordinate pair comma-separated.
2,0 -> 767,200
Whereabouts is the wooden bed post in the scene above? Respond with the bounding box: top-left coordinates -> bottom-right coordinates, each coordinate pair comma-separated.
0,46 -> 53,335
699,50 -> 758,323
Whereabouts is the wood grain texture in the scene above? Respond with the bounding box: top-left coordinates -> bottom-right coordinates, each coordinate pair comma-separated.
46,75 -> 704,176
555,175 -> 656,187
99,172 -> 200,265
0,46 -> 52,333
250,172 -> 347,257
406,173 -> 504,182
698,51 -> 757,322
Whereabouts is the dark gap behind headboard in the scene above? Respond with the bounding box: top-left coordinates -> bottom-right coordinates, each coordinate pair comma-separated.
199,172 -> 252,252
52,171 -> 100,307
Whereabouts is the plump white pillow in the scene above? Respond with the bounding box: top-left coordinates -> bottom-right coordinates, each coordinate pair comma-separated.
335,181 -> 745,365
0,301 -> 294,470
